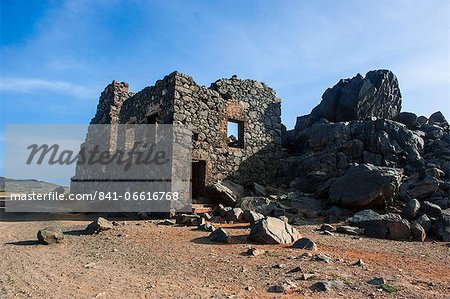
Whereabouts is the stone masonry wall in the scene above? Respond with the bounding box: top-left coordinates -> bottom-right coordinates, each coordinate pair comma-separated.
72,71 -> 282,194
173,73 -> 282,186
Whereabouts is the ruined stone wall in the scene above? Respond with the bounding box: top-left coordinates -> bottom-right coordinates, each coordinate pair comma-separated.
173,73 -> 282,186
72,71 -> 282,194
118,73 -> 177,125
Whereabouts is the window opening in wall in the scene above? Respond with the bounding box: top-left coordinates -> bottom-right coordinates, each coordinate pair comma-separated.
227,120 -> 244,148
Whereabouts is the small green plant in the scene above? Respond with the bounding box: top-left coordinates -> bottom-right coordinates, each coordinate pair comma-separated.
381,284 -> 399,293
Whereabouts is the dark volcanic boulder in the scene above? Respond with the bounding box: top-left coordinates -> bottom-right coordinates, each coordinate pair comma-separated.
394,112 -> 417,128
349,210 -> 411,240
428,111 -> 448,126
310,70 -> 401,122
435,209 -> 450,241
328,164 -> 403,210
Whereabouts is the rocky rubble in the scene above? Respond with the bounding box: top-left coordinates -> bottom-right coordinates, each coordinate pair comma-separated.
273,69 -> 449,241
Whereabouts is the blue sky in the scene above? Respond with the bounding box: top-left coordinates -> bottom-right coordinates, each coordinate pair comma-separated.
0,0 -> 449,176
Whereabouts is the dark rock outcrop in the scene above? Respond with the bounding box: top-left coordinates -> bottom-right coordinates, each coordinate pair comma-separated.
328,164 -> 403,210
310,70 -> 401,122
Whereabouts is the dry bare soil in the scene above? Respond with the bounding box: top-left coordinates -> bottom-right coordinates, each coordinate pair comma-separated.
0,219 -> 449,299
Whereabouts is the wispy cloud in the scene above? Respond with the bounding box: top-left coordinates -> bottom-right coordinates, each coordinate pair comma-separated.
0,77 -> 94,99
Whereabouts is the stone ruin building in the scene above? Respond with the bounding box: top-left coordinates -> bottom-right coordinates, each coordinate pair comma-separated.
71,72 -> 282,201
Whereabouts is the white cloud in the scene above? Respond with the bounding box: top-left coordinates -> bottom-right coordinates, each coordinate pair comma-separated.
0,77 -> 94,99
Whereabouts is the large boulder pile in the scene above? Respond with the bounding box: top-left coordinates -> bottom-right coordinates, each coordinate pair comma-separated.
276,69 -> 449,241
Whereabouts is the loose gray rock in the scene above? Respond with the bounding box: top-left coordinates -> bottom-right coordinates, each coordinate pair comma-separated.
246,247 -> 265,256
312,254 -> 331,263
242,210 -> 265,224
37,227 -> 64,245
336,225 -> 363,236
268,279 -> 298,293
198,223 -> 215,232
311,280 -> 345,292
320,224 -> 335,231
292,237 -> 317,250
209,180 -> 244,205
84,217 -> 113,234
225,207 -> 244,222
367,277 -> 386,286
208,228 -> 231,243
237,196 -> 278,216
176,214 -> 205,226
248,217 -> 301,244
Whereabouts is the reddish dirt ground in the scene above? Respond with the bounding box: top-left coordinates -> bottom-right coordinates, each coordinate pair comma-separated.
0,219 -> 449,299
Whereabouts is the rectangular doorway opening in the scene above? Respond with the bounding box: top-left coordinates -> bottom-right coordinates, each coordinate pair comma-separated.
192,160 -> 206,200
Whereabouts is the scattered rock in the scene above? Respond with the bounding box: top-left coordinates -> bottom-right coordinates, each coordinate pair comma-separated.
352,259 -> 365,266
312,254 -> 331,263
225,208 -> 244,222
242,210 -> 265,224
268,279 -> 298,293
292,237 -> 317,250
248,217 -> 301,244
209,180 -> 244,205
272,263 -> 285,269
198,223 -> 215,232
286,266 -> 302,273
84,217 -> 113,234
367,277 -> 386,286
176,214 -> 205,226
157,219 -> 175,226
336,225 -> 363,236
300,273 -> 316,280
208,228 -> 231,243
246,247 -> 265,257
37,227 -> 64,245
320,223 -> 335,231
311,280 -> 345,292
